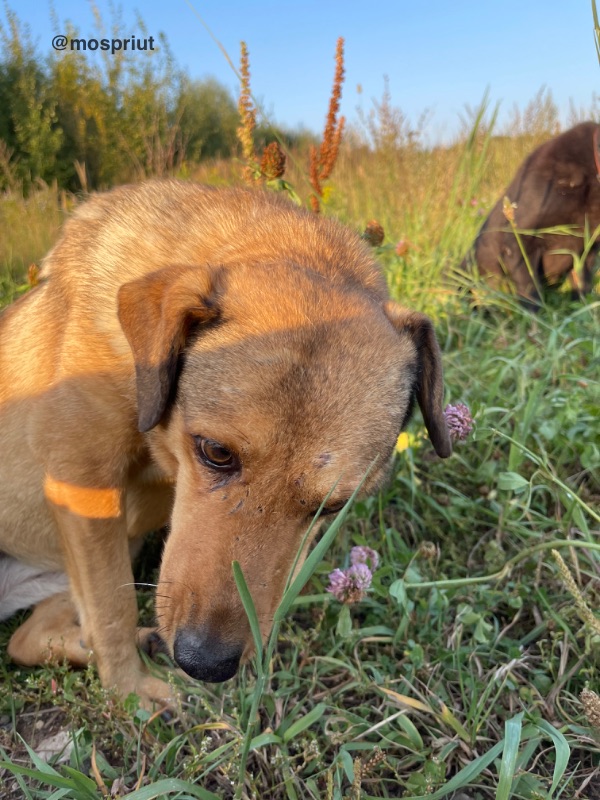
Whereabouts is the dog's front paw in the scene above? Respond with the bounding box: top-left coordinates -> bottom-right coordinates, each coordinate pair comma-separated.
136,626 -> 168,659
115,669 -> 175,711
135,674 -> 175,710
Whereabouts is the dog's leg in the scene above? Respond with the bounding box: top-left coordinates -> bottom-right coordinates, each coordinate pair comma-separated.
45,495 -> 173,709
8,592 -> 90,667
9,593 -> 169,669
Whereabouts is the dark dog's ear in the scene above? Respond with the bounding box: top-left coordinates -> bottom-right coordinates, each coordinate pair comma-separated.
384,301 -> 452,458
118,265 -> 222,432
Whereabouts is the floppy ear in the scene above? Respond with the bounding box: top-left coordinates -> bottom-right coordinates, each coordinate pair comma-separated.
117,264 -> 222,433
384,301 -> 452,458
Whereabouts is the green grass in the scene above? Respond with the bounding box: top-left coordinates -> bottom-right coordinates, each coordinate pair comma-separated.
0,125 -> 599,799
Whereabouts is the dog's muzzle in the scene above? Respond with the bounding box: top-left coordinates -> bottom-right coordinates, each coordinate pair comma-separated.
173,626 -> 244,682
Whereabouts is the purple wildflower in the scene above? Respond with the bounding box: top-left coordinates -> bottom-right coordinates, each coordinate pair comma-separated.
443,402 -> 473,442
326,568 -> 350,596
326,560 -> 374,604
350,546 -> 379,571
347,563 -> 372,591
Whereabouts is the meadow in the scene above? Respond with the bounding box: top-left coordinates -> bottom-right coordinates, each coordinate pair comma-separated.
0,89 -> 599,799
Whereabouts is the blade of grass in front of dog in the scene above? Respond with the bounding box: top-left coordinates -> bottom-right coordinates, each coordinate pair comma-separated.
0,750 -> 34,800
495,712 -> 523,800
275,465 -> 374,622
281,479 -> 340,598
122,777 -> 221,799
63,766 -> 104,797
534,719 -> 570,797
281,702 -> 327,743
1,749 -> 221,800
0,760 -> 92,793
508,219 -> 543,304
274,500 -> 355,622
0,737 -> 98,796
232,560 -> 263,663
234,468 -> 373,799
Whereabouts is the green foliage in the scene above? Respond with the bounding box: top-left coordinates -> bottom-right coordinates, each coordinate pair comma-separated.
0,9 -> 62,186
0,7 -> 242,191
178,78 -> 239,162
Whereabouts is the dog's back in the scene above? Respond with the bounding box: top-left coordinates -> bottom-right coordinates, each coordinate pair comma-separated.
42,180 -> 387,301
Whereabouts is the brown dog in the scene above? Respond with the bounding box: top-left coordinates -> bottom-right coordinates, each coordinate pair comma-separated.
0,180 -> 451,706
461,122 -> 600,305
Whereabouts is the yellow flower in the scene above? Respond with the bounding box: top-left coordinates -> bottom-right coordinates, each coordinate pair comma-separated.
322,186 -> 334,205
396,432 -> 410,452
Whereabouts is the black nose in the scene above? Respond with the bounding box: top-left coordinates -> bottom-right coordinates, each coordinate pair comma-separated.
173,627 -> 243,682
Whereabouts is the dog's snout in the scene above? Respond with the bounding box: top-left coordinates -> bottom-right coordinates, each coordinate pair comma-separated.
173,627 -> 243,683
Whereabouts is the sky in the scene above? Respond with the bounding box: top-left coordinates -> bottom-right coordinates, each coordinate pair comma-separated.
1,1 -> 598,143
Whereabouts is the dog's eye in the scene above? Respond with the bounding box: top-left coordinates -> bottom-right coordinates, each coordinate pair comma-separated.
318,501 -> 346,517
195,437 -> 239,472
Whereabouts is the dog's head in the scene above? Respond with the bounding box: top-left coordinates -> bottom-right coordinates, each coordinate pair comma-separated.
118,259 -> 451,682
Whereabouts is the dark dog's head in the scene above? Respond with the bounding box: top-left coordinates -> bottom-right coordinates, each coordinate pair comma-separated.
118,256 -> 451,682
463,121 -> 600,302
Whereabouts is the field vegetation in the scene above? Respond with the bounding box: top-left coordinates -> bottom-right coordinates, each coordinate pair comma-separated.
0,7 -> 599,799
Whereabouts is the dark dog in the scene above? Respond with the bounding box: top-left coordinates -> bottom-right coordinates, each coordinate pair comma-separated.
0,180 -> 451,706
461,121 -> 600,304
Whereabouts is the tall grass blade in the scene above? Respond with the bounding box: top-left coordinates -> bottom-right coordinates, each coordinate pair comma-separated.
122,778 -> 221,799
232,560 -> 264,662
281,702 -> 327,743
274,465 -> 373,621
534,719 -> 570,796
0,761 -> 86,793
495,712 -> 523,800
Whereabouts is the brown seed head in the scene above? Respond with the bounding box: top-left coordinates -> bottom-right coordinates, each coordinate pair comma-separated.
309,38 -> 346,212
552,549 -> 600,635
362,220 -> 384,247
581,688 -> 600,729
237,41 -> 257,183
363,747 -> 385,773
319,38 -> 345,178
260,141 -> 286,180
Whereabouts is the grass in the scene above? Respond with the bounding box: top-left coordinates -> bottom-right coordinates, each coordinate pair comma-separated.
0,107 -> 599,799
